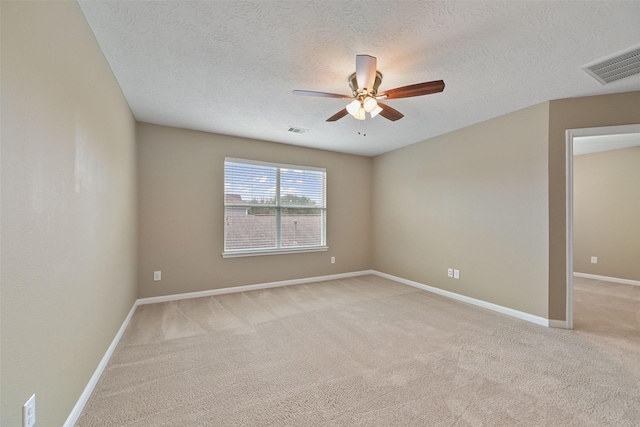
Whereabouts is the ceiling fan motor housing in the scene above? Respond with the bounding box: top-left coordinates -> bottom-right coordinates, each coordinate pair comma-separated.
349,71 -> 383,98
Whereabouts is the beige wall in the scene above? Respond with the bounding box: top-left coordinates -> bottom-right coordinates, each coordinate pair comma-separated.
0,3 -> 638,424
372,103 -> 550,318
573,146 -> 640,281
1,2 -> 137,426
136,123 -> 372,298
548,91 -> 640,320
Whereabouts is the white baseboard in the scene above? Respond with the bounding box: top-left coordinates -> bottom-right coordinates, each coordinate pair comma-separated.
372,271 -> 551,327
573,272 -> 640,287
63,302 -> 139,427
137,270 -> 375,305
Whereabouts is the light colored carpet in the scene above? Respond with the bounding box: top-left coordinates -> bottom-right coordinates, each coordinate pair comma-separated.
76,275 -> 640,426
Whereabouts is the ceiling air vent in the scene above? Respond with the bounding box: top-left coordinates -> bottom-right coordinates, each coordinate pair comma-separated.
582,45 -> 640,85
287,126 -> 308,134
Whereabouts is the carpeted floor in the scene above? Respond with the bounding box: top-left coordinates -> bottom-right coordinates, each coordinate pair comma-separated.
76,275 -> 640,426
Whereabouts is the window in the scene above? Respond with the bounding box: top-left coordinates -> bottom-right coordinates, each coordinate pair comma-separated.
223,158 -> 327,257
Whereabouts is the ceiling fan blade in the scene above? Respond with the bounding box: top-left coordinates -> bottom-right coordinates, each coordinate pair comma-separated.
355,54 -> 377,92
378,80 -> 445,99
293,90 -> 351,99
377,102 -> 404,121
326,108 -> 349,122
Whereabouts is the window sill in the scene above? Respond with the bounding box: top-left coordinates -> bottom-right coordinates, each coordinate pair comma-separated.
222,246 -> 328,258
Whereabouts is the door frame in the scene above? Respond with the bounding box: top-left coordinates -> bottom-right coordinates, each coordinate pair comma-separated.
565,123 -> 640,329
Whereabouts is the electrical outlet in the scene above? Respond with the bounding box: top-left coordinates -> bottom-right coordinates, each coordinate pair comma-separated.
590,256 -> 598,264
23,394 -> 36,427
330,256 -> 335,264
153,271 -> 162,281
447,268 -> 454,278
454,269 -> 460,279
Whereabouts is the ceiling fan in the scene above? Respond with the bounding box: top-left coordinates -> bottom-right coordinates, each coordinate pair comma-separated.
293,54 -> 445,122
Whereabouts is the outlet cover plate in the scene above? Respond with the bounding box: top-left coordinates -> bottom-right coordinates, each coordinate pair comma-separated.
447,268 -> 454,278
590,256 -> 598,264
153,271 -> 162,281
454,269 -> 460,279
23,394 -> 36,427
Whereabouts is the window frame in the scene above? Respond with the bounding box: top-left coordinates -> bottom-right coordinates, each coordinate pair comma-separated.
222,157 -> 327,258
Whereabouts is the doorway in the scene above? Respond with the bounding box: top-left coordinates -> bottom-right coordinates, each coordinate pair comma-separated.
565,123 -> 640,329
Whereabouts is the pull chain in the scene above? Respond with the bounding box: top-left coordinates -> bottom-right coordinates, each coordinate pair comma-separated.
357,118 -> 367,137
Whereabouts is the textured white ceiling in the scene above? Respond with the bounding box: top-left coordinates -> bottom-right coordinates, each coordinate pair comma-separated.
78,1 -> 640,157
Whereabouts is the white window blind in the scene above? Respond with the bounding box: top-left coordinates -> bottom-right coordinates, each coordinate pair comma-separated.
223,158 -> 327,256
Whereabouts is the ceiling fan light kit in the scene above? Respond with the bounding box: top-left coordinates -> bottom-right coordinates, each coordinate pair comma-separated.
362,96 -> 378,112
346,99 -> 361,116
293,54 -> 445,123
